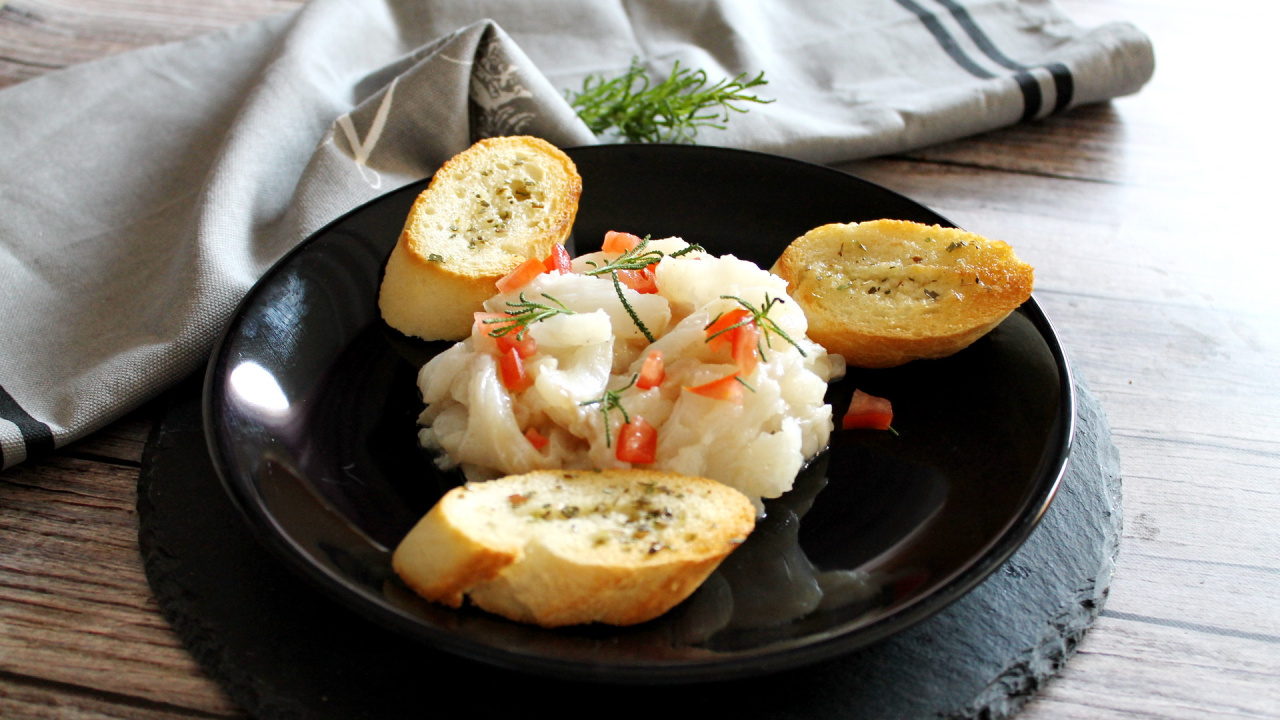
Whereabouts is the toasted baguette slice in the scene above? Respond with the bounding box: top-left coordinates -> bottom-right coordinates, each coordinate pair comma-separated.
378,136 -> 582,340
391,469 -> 755,628
772,220 -> 1034,368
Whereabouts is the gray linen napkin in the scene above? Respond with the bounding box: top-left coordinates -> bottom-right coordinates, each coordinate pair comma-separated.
0,0 -> 1153,468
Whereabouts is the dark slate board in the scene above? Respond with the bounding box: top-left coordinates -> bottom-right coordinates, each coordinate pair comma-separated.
137,377 -> 1121,720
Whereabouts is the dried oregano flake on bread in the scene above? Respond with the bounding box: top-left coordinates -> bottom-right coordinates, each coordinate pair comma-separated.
772,219 -> 1034,368
378,136 -> 582,341
391,469 -> 755,627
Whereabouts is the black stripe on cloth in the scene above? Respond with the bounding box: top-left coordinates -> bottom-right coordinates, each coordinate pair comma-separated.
0,384 -> 55,463
893,0 -> 995,79
933,0 -> 1075,115
894,0 -> 1045,118
1012,71 -> 1043,123
1046,62 -> 1074,113
935,0 -> 1024,70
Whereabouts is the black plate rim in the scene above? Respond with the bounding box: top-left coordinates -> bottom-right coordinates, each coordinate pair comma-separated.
203,143 -> 1076,683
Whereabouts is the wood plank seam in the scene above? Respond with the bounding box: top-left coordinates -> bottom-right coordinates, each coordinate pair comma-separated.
0,668 -> 236,719
56,450 -> 144,469
885,153 -> 1128,186
1101,610 -> 1280,645
1125,555 -> 1280,576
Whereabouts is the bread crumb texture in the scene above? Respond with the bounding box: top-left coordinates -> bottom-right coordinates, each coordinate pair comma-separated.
404,139 -> 576,269
461,471 -> 749,557
392,469 -> 755,627
773,219 -> 1033,368
378,136 -> 582,340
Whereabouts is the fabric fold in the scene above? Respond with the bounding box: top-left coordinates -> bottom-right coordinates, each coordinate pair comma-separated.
0,0 -> 1153,469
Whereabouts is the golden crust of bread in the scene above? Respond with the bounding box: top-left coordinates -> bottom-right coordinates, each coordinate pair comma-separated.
772,220 -> 1034,368
378,136 -> 582,340
391,469 -> 756,628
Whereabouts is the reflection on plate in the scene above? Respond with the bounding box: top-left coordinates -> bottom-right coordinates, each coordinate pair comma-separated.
205,145 -> 1073,683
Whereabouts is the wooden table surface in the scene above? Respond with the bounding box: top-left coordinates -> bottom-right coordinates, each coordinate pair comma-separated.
2,0 -> 1277,718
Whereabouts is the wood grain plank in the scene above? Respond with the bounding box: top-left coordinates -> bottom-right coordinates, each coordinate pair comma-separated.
0,3 -> 295,711
831,160 -> 1280,541
0,673 -> 241,719
0,457 -> 238,715
1,0 -> 1277,718
920,0 -> 1280,197
841,158 -> 1280,322
0,0 -> 301,88
54,412 -> 151,466
834,161 -> 1280,469
1022,615 -> 1280,719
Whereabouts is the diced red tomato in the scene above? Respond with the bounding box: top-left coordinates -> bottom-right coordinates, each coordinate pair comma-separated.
616,416 -> 657,464
524,427 -> 550,450
495,257 -> 547,294
685,373 -> 744,404
472,312 -> 512,354
842,389 -> 893,430
731,322 -> 760,376
474,312 -> 536,357
705,308 -> 751,353
544,244 -> 572,274
617,265 -> 658,294
706,308 -> 760,374
474,311 -> 514,330
496,331 -> 537,358
602,230 -> 642,254
498,346 -> 534,392
636,350 -> 665,389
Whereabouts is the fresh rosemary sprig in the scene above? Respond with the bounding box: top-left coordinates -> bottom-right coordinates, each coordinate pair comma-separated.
583,237 -> 666,275
610,272 -> 656,343
668,244 -> 704,258
485,292 -> 574,340
583,238 -> 661,342
709,294 -> 808,360
582,237 -> 703,343
580,374 -> 638,447
583,237 -> 706,276
568,58 -> 773,143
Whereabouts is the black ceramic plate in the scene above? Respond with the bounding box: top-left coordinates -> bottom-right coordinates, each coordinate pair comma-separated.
205,144 -> 1074,684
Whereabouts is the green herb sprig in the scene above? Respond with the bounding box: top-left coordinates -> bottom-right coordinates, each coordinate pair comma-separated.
486,292 -> 574,340
611,273 -> 656,343
708,294 -> 808,361
583,238 -> 666,275
569,58 -> 773,143
583,237 -> 704,343
580,374 -> 638,447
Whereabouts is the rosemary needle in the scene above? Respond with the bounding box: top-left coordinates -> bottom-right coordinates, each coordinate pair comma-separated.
486,293 -> 574,340
580,374 -> 639,447
568,58 -> 773,143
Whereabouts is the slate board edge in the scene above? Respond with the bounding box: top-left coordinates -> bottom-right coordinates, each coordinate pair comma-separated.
950,383 -> 1123,720
136,379 -> 1123,720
